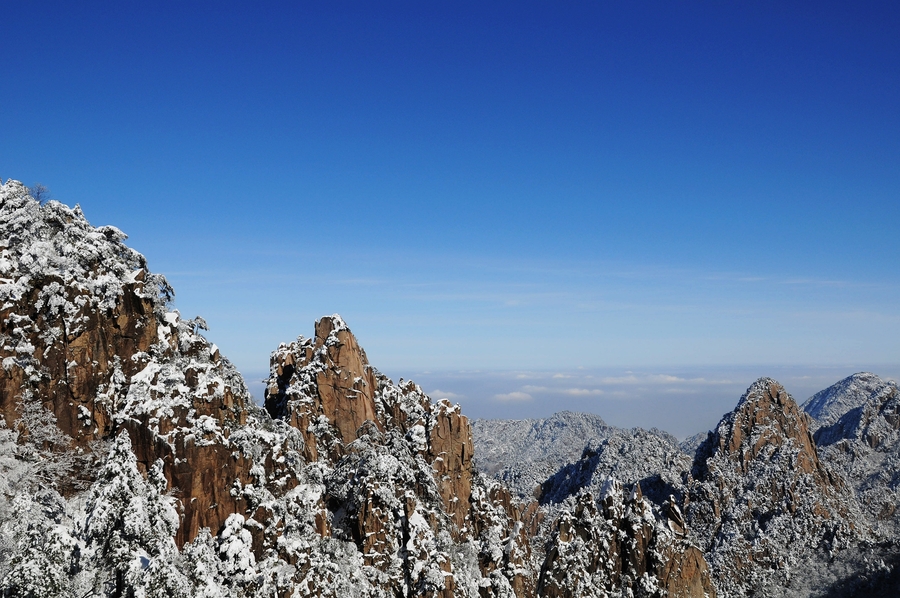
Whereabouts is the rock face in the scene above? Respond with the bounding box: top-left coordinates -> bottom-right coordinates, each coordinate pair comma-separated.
0,184 -> 159,445
693,378 -> 828,480
0,181 -> 255,545
265,315 -> 381,455
0,184 -> 507,596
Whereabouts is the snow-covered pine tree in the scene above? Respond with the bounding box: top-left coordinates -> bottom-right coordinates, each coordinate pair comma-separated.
180,529 -> 233,598
0,491 -> 76,598
0,400 -> 79,598
80,431 -> 188,598
13,394 -> 78,492
0,419 -> 19,565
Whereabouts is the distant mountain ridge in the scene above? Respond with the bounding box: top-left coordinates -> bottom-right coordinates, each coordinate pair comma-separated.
472,411 -> 615,499
475,377 -> 894,596
802,372 -> 897,431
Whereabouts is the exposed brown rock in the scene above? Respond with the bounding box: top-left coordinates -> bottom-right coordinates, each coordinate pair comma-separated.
0,187 -> 256,547
0,278 -> 158,446
1,282 -> 256,545
265,317 -> 476,536
716,379 -> 827,480
265,315 -> 381,461
426,398 -> 474,531
658,545 -> 716,598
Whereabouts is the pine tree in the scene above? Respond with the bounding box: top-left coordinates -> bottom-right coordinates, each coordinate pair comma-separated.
217,513 -> 257,584
181,529 -> 233,598
0,493 -> 76,598
1,405 -> 78,598
80,431 -> 187,598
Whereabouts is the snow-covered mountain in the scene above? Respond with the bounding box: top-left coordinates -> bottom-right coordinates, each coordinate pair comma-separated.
479,376 -> 900,596
2,179 -> 900,597
472,411 -> 615,500
537,427 -> 689,508
685,378 -> 866,596
803,373 -> 900,543
0,181 -> 710,597
802,372 -> 896,432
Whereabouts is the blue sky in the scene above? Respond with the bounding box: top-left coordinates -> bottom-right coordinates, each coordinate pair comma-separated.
3,2 -> 899,436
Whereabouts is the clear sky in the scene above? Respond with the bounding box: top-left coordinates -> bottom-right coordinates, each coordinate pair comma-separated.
3,2 -> 899,436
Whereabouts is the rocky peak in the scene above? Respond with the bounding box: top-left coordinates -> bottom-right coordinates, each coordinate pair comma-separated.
265,314 -> 380,459
696,377 -> 825,479
0,181 -> 256,546
264,316 -> 476,535
687,377 -> 859,595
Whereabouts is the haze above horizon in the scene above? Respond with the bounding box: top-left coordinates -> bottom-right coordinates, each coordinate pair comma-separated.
3,2 -> 898,433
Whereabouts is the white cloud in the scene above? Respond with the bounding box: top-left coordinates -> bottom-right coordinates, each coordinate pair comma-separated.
430,389 -> 463,400
647,374 -> 687,383
599,375 -> 642,384
597,373 -> 733,386
520,385 -> 550,393
493,391 -> 533,402
561,388 -> 605,396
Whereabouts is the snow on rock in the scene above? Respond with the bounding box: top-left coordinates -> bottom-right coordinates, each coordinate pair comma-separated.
804,372 -> 900,559
537,483 -> 715,598
539,427 -> 691,509
0,179 -> 263,547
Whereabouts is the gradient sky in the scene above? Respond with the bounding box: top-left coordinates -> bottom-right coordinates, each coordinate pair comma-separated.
3,2 -> 899,436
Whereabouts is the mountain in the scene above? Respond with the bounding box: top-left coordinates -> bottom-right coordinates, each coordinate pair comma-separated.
3,179 -> 900,597
803,373 -> 900,539
481,377 -> 900,596
685,378 -> 864,596
472,411 -> 615,500
537,427 -> 690,508
802,374 -> 900,596
0,180 -> 711,598
803,372 -> 896,432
